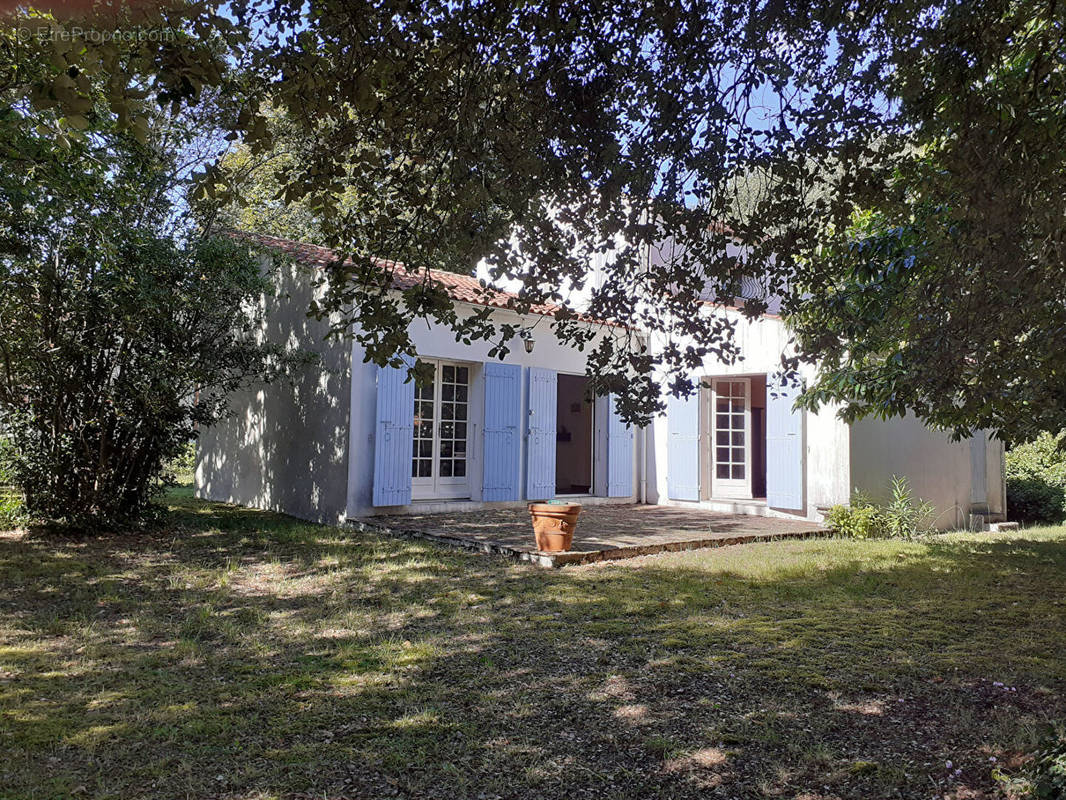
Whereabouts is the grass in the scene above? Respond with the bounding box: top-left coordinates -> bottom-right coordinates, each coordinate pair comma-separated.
1,488 -> 1064,799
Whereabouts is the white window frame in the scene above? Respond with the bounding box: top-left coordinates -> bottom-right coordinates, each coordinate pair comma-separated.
711,377 -> 752,500
412,359 -> 472,501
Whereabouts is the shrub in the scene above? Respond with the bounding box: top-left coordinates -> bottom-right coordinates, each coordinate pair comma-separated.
0,488 -> 26,530
825,476 -> 936,539
880,475 -> 936,539
0,436 -> 15,486
1031,721 -> 1066,799
825,503 -> 883,539
0,235 -> 284,531
164,440 -> 197,487
1006,432 -> 1066,524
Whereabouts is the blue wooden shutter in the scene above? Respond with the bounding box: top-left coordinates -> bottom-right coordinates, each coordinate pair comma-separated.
607,394 -> 634,497
526,367 -> 557,500
483,363 -> 522,501
372,356 -> 415,507
766,380 -> 804,510
667,393 -> 700,500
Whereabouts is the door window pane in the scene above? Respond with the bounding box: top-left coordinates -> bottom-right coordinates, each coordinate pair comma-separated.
437,361 -> 469,482
713,380 -> 749,487
412,364 -> 436,481
411,360 -> 471,492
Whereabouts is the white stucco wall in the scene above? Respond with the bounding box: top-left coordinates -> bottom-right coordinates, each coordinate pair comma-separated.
848,413 -> 995,530
195,259 -> 353,524
644,306 -> 850,520
196,245 -> 1000,530
345,307 -> 639,518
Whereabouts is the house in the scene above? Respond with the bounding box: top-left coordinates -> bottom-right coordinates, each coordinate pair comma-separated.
195,232 -> 1006,530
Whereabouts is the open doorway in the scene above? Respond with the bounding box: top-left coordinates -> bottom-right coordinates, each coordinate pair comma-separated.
556,374 -> 594,494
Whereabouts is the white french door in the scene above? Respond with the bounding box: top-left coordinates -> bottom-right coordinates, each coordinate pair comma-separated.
412,360 -> 471,500
711,378 -> 752,499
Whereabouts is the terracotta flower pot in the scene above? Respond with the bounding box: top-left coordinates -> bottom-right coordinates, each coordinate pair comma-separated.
528,501 -> 582,552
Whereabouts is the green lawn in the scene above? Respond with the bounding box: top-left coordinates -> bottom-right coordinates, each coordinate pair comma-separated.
1,489 -> 1064,799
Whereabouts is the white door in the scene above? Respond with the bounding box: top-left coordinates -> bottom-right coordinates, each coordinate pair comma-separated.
412,360 -> 471,500
712,378 -> 752,499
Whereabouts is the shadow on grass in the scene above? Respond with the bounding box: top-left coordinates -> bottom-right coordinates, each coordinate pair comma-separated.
1,491 -> 1065,799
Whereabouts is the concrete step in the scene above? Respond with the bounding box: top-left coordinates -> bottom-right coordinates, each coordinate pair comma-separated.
989,521 -> 1020,532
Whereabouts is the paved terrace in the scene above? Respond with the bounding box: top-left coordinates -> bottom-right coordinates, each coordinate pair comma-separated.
351,504 -> 828,567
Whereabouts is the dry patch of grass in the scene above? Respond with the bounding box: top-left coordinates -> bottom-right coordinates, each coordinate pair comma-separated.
1,487 -> 1064,799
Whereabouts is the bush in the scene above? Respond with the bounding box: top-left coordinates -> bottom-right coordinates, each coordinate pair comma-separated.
1031,721 -> 1066,799
0,235 -> 282,531
824,503 -> 883,539
165,440 -> 197,487
825,476 -> 936,539
1006,432 -> 1066,524
0,488 -> 26,530
0,436 -> 15,486
880,476 -> 937,538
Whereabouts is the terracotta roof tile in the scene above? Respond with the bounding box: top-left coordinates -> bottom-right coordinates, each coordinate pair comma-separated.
230,231 -> 583,321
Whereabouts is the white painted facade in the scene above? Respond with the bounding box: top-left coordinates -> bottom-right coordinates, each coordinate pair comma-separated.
196,238 -> 1006,530
344,306 -> 637,519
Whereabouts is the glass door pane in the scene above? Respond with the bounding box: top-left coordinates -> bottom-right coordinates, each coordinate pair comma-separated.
712,378 -> 751,498
412,361 -> 435,479
411,359 -> 471,500
437,364 -> 469,480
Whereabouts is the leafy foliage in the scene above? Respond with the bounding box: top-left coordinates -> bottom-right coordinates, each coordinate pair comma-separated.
0,232 -> 281,529
0,487 -> 25,530
825,477 -> 937,539
165,441 -> 198,487
824,503 -> 884,540
0,436 -> 15,486
4,1 -> 1065,435
790,1 -> 1066,442
199,0 -> 905,423
1031,721 -> 1066,800
212,110 -> 329,245
1005,433 -> 1066,525
0,49 -> 289,530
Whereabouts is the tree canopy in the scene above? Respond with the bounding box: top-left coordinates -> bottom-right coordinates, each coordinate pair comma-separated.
4,0 -> 1064,439
788,1 -> 1066,443
0,38 -> 290,528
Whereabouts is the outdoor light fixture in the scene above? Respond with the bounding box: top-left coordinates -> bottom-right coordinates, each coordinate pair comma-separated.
523,335 -> 535,354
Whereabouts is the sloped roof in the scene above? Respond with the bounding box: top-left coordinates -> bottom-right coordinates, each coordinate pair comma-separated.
232,231 -> 578,321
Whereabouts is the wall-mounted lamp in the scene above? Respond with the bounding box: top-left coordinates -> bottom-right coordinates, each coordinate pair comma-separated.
523,335 -> 535,354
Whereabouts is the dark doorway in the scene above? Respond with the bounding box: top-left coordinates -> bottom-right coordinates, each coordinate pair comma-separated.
750,379 -> 767,500
556,374 -> 594,494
